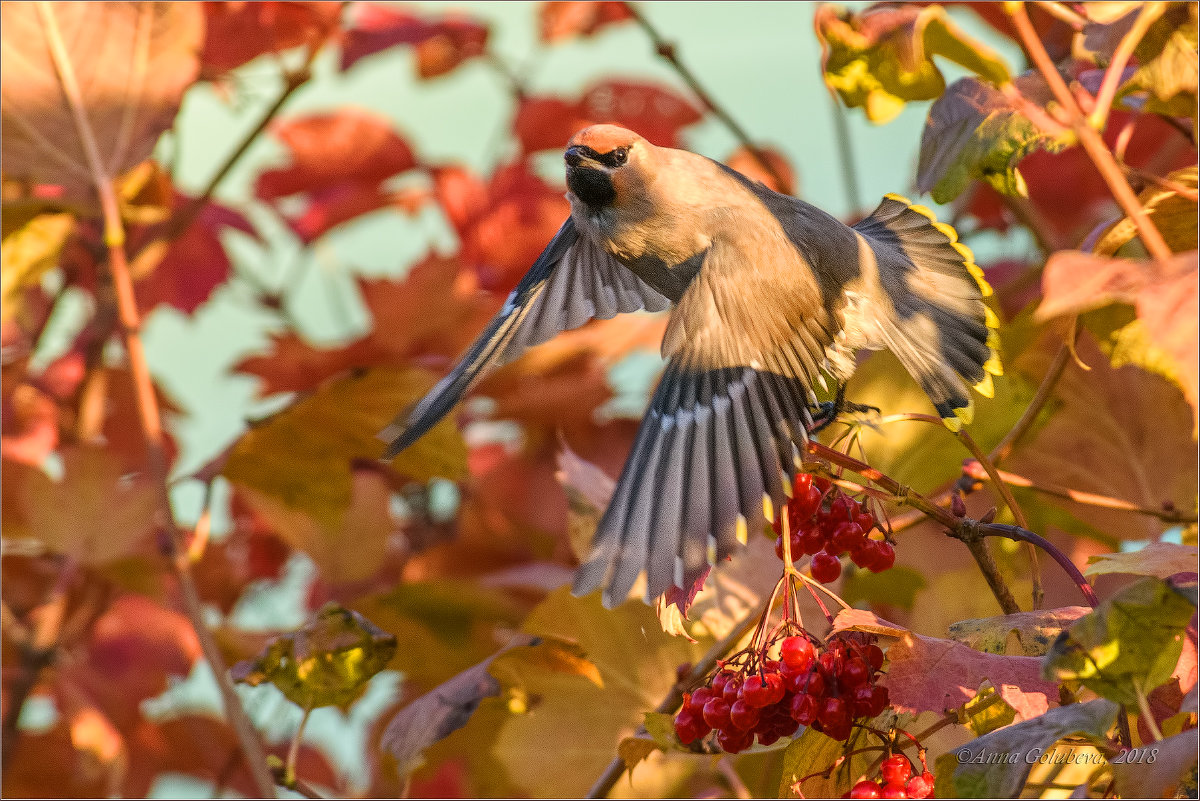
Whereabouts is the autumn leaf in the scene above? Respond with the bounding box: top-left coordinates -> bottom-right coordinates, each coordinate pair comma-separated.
1112,728 -> 1200,798
224,367 -> 467,532
1043,577 -> 1195,707
200,1 -> 342,75
1,212 -> 74,323
948,607 -> 1092,657
1085,542 -> 1200,580
952,698 -> 1119,798
231,602 -> 397,709
0,2 -> 202,201
815,4 -> 1011,124
19,446 -> 158,566
539,1 -> 634,42
917,73 -> 1067,204
340,4 -> 489,79
1123,2 -> 1199,117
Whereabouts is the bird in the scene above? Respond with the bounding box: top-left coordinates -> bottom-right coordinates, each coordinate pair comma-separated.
380,124 -> 1001,609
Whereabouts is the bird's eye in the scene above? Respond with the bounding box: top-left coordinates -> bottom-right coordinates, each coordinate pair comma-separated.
611,146 -> 629,166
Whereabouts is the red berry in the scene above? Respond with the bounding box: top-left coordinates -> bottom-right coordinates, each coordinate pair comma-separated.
865,644 -> 885,671
904,772 -> 934,799
742,675 -> 772,707
716,727 -> 753,754
881,784 -> 907,799
869,685 -> 890,716
757,728 -> 781,746
810,551 -> 842,583
793,484 -> 824,519
819,696 -> 848,730
703,697 -> 733,730
794,473 -> 813,494
798,525 -> 826,555
711,671 -> 729,696
828,494 -> 854,523
823,713 -> 853,741
849,683 -> 876,717
729,699 -> 760,731
840,659 -> 871,689
832,521 -> 866,551
723,677 -> 742,704
870,542 -> 896,572
854,512 -> 876,532
881,755 -> 913,786
790,692 -> 819,724
673,709 -> 710,744
850,780 -> 883,799
813,476 -> 832,492
780,636 -> 816,671
688,686 -> 713,714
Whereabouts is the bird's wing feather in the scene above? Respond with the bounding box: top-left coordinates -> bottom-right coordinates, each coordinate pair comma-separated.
380,218 -> 671,457
573,236 -> 833,607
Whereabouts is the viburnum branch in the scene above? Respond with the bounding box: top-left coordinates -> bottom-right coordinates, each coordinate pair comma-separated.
974,522 -> 1099,607
586,599 -> 766,799
36,4 -> 277,796
1090,2 -> 1166,131
1005,1 -> 1173,261
622,2 -> 789,191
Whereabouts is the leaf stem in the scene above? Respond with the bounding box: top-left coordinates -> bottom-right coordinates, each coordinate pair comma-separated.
1133,681 -> 1164,742
1089,3 -> 1166,131
285,705 -> 314,788
36,4 -> 276,795
976,522 -> 1099,607
623,3 -> 789,191
1006,1 -> 1173,261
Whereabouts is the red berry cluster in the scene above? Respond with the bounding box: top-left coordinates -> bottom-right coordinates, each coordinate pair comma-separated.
673,631 -> 889,753
772,474 -> 895,583
848,755 -> 934,798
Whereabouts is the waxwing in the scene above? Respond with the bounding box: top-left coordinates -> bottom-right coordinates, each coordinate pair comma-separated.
381,125 -> 1001,609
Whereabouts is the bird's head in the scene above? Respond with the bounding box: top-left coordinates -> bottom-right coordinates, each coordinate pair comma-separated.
563,125 -> 647,210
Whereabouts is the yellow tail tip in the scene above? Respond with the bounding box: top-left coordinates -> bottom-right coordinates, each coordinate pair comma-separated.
973,372 -> 995,399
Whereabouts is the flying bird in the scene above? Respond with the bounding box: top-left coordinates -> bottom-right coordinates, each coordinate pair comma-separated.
381,124 -> 1000,609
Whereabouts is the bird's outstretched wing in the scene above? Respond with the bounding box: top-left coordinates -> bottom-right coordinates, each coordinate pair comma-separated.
572,235 -> 837,608
380,218 -> 672,458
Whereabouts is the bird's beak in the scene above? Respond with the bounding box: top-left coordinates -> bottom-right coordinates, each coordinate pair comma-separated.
564,146 -> 587,168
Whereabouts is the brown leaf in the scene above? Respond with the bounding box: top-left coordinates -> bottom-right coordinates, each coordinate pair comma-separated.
0,2 -> 202,201
382,633 -> 538,775
19,446 -> 158,565
1008,333 -> 1197,540
539,1 -> 634,42
201,1 -> 342,75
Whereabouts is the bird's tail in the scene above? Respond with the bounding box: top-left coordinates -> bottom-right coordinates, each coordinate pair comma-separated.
851,194 -> 1002,430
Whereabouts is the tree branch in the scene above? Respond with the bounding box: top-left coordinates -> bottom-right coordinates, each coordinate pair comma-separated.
36,4 -> 276,795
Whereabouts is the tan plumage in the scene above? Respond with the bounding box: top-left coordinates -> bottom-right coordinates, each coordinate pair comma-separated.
381,125 -> 1000,608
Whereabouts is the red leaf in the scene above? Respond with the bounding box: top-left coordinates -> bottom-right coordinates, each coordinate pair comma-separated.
725,145 -> 797,195
136,196 -> 255,314
1,381 -> 58,467
255,109 -> 418,200
341,4 -> 489,78
287,180 -> 396,243
200,1 -> 342,75
539,1 -> 634,42
514,79 -> 703,154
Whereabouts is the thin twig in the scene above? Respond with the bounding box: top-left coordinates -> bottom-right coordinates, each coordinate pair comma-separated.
1089,3 -> 1166,131
1007,2 -> 1173,262
623,3 -> 789,191
586,600 -> 766,799
36,4 -> 276,795
977,523 -> 1099,607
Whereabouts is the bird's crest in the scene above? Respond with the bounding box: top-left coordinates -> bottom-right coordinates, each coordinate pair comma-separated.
568,124 -> 638,154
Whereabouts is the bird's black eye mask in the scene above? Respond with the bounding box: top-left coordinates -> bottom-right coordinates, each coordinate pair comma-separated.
570,145 -> 630,168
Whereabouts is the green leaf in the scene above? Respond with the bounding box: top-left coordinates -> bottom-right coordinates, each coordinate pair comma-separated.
1086,542 -> 1199,579
779,717 -> 881,797
962,684 -> 1018,736
231,602 -> 397,710
1128,2 -> 1198,117
841,565 -> 926,610
917,73 -> 1068,204
950,607 -> 1092,656
952,699 -> 1120,798
1043,578 -> 1196,706
814,4 -> 1011,124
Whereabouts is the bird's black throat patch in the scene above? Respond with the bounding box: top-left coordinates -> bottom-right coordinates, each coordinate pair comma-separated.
566,166 -> 616,208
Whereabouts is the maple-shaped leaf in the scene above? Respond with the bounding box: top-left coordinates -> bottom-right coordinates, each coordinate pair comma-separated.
286,180 -> 430,244
1006,333 -> 1196,542
513,79 -> 703,154
952,698 -> 1120,798
1085,542 -> 1200,580
1122,2 -> 1198,117
1,716 -> 111,797
485,587 -> 707,797
191,502 -> 292,614
256,109 -> 418,201
232,602 -> 397,709
223,367 -> 467,531
200,1 -> 342,76
19,446 -> 158,565
340,3 -> 489,79
917,72 -> 1068,204
0,2 -> 202,202
1043,577 -> 1195,707
815,3 -> 1011,124
539,1 -> 634,42
835,609 -> 1060,722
